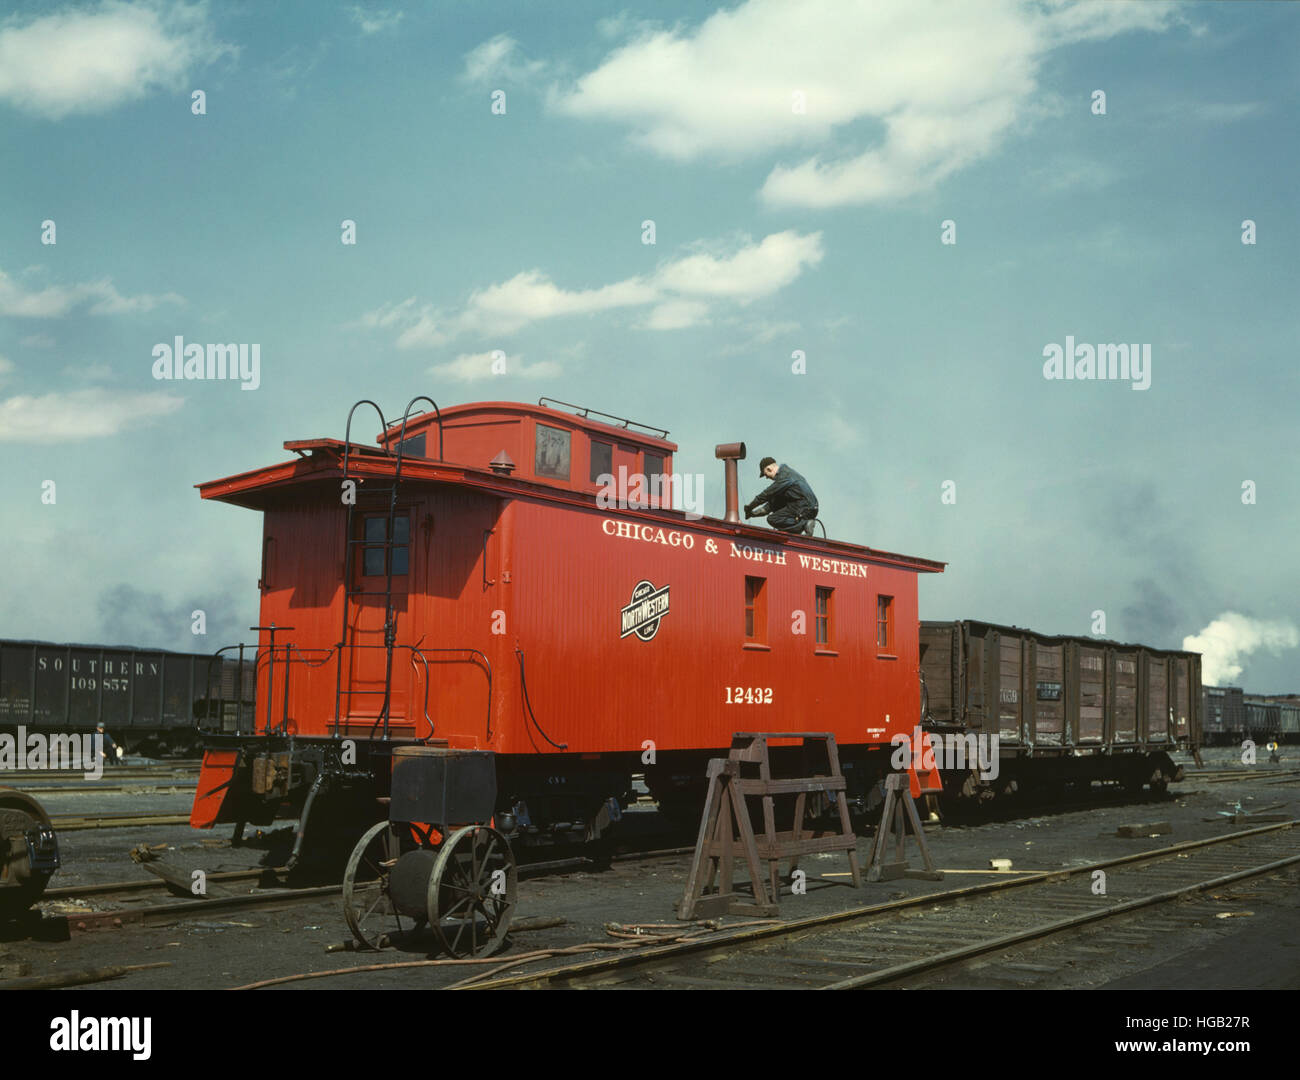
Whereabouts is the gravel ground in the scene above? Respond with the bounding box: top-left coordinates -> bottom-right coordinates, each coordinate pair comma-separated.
2,750 -> 1297,991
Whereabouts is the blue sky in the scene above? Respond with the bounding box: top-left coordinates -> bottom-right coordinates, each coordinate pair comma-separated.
1,0 -> 1297,690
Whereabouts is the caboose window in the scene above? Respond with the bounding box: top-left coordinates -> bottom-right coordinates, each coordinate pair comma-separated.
877,595 -> 893,651
644,451 -> 665,499
396,433 -> 426,458
535,424 -> 571,479
362,515 -> 409,576
590,440 -> 612,483
815,587 -> 833,647
745,576 -> 767,643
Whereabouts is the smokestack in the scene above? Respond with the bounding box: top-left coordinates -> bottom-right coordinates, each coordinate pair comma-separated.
714,442 -> 747,523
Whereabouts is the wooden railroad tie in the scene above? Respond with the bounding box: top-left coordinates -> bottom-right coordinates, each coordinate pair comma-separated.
678,732 -> 861,920
866,773 -> 943,882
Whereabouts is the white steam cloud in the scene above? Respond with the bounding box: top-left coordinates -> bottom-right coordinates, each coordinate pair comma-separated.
1183,613 -> 1299,687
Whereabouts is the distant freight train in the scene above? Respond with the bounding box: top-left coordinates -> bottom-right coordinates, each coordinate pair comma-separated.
1200,685 -> 1299,746
0,639 -> 255,757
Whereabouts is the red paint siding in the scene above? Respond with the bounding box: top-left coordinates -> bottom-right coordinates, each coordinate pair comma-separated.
203,402 -> 943,770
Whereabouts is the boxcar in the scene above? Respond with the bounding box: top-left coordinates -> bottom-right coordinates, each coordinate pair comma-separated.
920,620 -> 1200,799
0,639 -> 254,756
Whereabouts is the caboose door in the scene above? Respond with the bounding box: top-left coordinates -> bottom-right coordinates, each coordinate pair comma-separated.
341,508 -> 415,734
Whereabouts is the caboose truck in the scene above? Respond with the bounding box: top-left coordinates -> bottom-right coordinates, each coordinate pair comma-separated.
189,398 -> 946,882
0,788 -> 60,921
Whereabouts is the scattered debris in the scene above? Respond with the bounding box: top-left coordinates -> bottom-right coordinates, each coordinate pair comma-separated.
0,961 -> 170,991
1115,822 -> 1172,838
129,843 -> 169,863
989,858 -> 1013,871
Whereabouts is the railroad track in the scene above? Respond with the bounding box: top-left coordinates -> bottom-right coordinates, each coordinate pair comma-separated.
1185,768 -> 1300,784
2,769 -> 200,787
48,811 -> 193,831
50,883 -> 344,932
15,782 -> 197,796
28,842 -> 701,938
460,821 -> 1300,990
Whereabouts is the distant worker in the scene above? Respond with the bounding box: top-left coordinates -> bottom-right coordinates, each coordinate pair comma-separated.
95,722 -> 119,766
745,457 -> 819,535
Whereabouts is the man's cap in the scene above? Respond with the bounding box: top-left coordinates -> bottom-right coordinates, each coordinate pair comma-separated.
759,456 -> 776,476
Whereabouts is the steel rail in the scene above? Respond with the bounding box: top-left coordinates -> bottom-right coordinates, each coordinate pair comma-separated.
821,850 -> 1300,989
461,820 -> 1299,990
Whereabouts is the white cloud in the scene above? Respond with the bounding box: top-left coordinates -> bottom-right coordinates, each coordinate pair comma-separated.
551,0 -> 1180,206
654,231 -> 823,301
0,388 -> 183,442
20,333 -> 56,348
359,231 -> 823,346
458,271 -> 658,336
0,0 -> 234,120
1184,613 -> 1300,686
638,299 -> 710,331
347,6 -> 404,35
0,355 -> 12,380
429,352 -> 562,383
463,34 -> 546,84
0,269 -> 184,317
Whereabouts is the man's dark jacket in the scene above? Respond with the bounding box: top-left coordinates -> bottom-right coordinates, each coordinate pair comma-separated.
753,465 -> 818,515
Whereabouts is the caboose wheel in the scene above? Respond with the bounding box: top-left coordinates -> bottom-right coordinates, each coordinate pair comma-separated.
342,821 -> 424,950
428,825 -> 516,958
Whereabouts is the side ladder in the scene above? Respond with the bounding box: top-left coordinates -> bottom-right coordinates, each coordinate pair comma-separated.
332,396 -> 440,739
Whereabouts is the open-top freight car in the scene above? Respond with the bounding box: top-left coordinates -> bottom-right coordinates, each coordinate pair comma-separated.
919,620 -> 1201,801
189,398 -> 946,877
1277,697 -> 1300,744
1201,685 -> 1245,747
0,639 -> 255,757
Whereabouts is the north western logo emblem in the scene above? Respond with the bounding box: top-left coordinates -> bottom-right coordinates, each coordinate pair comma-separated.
620,580 -> 669,641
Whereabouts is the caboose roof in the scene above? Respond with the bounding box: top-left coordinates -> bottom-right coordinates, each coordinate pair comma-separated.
378,399 -> 677,454
197,400 -> 945,575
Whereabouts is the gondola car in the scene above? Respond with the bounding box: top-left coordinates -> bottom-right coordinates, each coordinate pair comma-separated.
920,620 -> 1201,800
1201,685 -> 1246,747
0,640 -> 255,756
189,397 -> 946,873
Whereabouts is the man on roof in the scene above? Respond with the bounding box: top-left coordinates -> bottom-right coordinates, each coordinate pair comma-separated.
745,457 -> 819,536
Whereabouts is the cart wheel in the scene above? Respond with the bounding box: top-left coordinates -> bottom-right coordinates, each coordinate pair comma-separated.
428,825 -> 516,958
0,805 -> 54,921
342,821 -> 425,950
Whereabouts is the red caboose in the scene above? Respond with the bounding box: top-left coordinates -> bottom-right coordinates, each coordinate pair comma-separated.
190,398 -> 944,858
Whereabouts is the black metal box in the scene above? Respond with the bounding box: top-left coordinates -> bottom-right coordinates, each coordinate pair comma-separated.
389,747 -> 497,827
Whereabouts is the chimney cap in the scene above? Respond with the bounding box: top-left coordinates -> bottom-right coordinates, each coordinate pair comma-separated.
714,442 -> 746,460
489,450 -> 516,474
